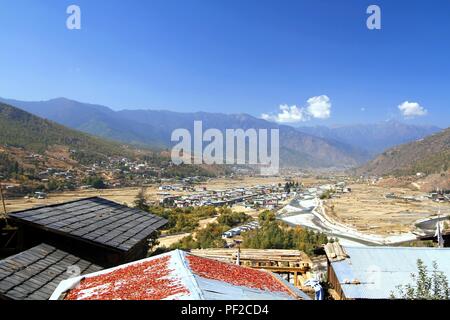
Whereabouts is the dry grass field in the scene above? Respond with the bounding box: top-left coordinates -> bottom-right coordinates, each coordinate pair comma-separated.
325,183 -> 449,235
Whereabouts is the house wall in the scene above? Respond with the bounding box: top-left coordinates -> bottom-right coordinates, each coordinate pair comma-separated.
327,262 -> 346,300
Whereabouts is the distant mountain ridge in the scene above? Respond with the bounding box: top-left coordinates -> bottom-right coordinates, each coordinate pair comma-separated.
356,127 -> 450,176
0,101 -> 134,166
297,121 -> 441,156
0,97 -> 369,169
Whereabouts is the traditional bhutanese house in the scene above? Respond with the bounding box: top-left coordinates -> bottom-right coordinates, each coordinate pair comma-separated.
50,250 -> 311,300
0,244 -> 102,300
8,197 -> 167,267
324,243 -> 450,300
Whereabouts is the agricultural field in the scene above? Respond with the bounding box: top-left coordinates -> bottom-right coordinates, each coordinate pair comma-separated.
324,183 -> 449,235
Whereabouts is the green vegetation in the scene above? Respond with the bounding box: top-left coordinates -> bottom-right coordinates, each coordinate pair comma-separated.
167,208 -> 328,255
0,102 -> 132,165
160,208 -> 251,250
46,179 -> 76,192
170,223 -> 228,250
394,150 -> 450,176
83,176 -> 106,189
257,210 -> 277,224
320,189 -> 335,200
398,240 -> 436,248
391,259 -> 449,300
216,207 -> 251,227
283,181 -> 300,193
134,187 -> 150,211
242,212 -> 328,255
151,206 -> 218,234
0,153 -> 22,178
361,127 -> 450,176
161,164 -> 218,179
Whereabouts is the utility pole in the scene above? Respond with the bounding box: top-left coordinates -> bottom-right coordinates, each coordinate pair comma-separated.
435,203 -> 445,248
0,182 -> 8,223
234,240 -> 241,265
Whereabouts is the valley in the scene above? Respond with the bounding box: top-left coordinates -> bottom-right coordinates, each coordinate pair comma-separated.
1,98 -> 449,250
280,180 -> 450,246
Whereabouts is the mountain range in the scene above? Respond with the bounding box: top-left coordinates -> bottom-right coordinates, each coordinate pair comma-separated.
0,97 -> 444,170
297,122 -> 441,156
357,127 -> 450,176
0,101 -> 133,165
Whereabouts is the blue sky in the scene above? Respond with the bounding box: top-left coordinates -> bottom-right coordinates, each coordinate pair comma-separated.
0,0 -> 449,127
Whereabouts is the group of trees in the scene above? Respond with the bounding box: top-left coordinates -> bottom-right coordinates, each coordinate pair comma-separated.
166,208 -> 328,255
150,205 -> 218,235
0,102 -> 133,166
242,211 -> 329,255
134,188 -> 252,235
280,181 -> 301,193
46,179 -> 76,192
320,189 -> 335,200
135,189 -> 327,255
392,259 -> 449,300
170,223 -> 228,250
82,176 -> 106,189
216,207 -> 251,227
162,164 -> 217,179
0,153 -> 22,179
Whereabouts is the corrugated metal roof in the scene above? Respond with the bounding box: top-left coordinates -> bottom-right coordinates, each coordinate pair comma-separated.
50,250 -> 310,300
330,246 -> 450,299
9,197 -> 167,252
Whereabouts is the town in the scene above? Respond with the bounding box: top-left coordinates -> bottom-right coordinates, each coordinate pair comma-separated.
1,0 -> 450,307
1,168 -> 449,301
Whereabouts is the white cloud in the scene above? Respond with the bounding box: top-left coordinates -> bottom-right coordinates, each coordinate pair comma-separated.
261,95 -> 331,123
398,101 -> 427,118
262,105 -> 307,123
306,95 -> 331,119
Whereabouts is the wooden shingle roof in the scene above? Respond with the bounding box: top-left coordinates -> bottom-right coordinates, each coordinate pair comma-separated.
8,197 -> 167,252
0,244 -> 102,300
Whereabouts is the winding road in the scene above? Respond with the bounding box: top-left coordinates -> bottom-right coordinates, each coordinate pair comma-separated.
279,196 -> 448,247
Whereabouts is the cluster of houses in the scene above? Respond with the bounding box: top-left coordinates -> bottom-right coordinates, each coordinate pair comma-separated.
1,195 -> 450,300
385,192 -> 423,202
299,182 -> 352,199
222,221 -> 260,239
384,191 -> 450,203
429,190 -> 450,203
3,150 -> 222,198
159,184 -> 293,209
38,168 -> 75,182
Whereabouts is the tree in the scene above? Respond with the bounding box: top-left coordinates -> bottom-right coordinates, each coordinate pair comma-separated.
147,230 -> 161,252
320,189 -> 334,200
170,223 -> 227,250
134,187 -> 149,211
258,210 -> 276,224
391,259 -> 450,300
172,214 -> 199,233
217,211 -> 250,227
83,176 -> 106,189
195,223 -> 227,248
284,182 -> 291,193
170,235 -> 199,250
242,220 -> 328,255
